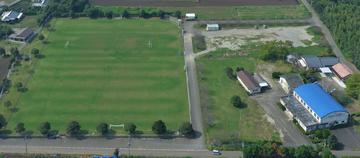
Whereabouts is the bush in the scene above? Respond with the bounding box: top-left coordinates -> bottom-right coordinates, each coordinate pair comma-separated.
152,120 -> 167,134
15,122 -> 25,134
124,123 -> 136,134
0,114 -> 7,129
39,122 -> 51,136
66,121 -> 81,137
225,67 -> 236,80
272,72 -> 283,79
105,11 -> 113,19
231,95 -> 245,108
96,122 -> 109,136
178,122 -> 194,137
326,135 -> 338,150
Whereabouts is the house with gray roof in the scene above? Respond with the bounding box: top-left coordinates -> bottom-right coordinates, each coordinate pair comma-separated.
1,11 -> 23,22
279,74 -> 304,94
9,28 -> 35,42
298,55 -> 339,70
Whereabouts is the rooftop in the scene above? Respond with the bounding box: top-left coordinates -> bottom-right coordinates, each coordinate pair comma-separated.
301,55 -> 339,68
294,83 -> 347,118
280,74 -> 304,89
281,95 -> 318,126
237,70 -> 260,91
332,63 -> 352,79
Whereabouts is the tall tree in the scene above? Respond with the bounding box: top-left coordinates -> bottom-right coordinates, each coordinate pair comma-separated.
39,122 -> 51,136
152,120 -> 167,134
66,121 -> 81,136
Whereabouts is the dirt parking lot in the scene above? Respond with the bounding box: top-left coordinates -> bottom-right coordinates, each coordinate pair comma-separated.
202,26 -> 315,50
91,0 -> 298,7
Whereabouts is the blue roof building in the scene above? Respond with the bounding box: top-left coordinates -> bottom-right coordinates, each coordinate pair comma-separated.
294,83 -> 347,119
281,83 -> 349,132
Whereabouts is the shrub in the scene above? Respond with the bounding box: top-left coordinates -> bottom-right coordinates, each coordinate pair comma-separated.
15,122 -> 25,134
231,95 -> 245,108
39,122 -> 51,136
178,122 -> 194,137
272,72 -> 283,79
225,67 -> 236,80
152,120 -> 167,134
96,122 -> 109,136
66,121 -> 81,136
124,123 -> 136,134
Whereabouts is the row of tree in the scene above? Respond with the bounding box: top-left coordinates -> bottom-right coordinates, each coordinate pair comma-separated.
0,116 -> 195,138
309,0 -> 360,69
244,141 -> 336,158
35,0 -> 182,26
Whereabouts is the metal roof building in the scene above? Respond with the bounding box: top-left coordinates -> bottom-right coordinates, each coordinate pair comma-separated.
281,83 -> 349,131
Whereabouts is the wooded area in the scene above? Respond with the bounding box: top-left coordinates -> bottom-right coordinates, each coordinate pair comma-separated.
309,0 -> 360,68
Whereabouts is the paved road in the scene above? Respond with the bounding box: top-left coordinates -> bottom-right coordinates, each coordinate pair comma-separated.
0,137 -> 236,157
183,23 -> 206,149
332,127 -> 360,150
301,0 -> 358,73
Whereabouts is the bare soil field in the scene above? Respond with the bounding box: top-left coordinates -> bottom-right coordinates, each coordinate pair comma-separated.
91,0 -> 298,7
202,26 -> 316,50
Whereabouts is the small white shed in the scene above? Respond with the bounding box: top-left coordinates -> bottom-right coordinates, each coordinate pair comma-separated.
206,24 -> 220,31
185,13 -> 196,21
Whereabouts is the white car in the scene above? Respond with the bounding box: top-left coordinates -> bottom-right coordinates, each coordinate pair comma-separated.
212,149 -> 221,155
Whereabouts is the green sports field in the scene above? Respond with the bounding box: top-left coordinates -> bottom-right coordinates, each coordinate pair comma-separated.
6,19 -> 188,134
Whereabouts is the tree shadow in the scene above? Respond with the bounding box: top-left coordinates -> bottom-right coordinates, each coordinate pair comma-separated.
0,129 -> 12,138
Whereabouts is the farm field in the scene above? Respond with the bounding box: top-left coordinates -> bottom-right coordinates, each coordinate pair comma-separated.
197,49 -> 280,146
4,18 -> 188,135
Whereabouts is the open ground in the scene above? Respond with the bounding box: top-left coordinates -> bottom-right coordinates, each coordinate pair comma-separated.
3,18 -> 188,135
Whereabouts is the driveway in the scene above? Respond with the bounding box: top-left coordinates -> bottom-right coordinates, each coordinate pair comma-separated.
251,74 -> 310,146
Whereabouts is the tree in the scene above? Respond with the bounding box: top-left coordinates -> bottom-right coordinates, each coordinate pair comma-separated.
174,10 -> 181,19
314,129 -> 331,139
39,122 -> 51,136
122,10 -> 130,18
231,95 -> 245,108
0,25 -> 12,39
178,122 -> 194,137
235,67 -> 244,72
225,67 -> 236,80
139,9 -> 147,18
88,7 -> 103,19
322,148 -> 335,158
124,123 -> 136,134
105,11 -> 113,19
66,121 -> 81,136
10,47 -> 19,58
15,122 -> 25,134
96,122 -> 109,136
152,120 -> 167,134
326,135 -> 338,150
0,47 -> 5,56
0,114 -> 6,129
345,73 -> 360,99
38,34 -> 45,41
113,148 -> 119,158
158,10 -> 165,19
262,41 -> 291,61
272,71 -> 283,79
294,145 -> 317,158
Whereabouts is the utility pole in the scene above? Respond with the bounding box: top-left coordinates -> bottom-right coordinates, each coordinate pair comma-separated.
128,135 -> 132,156
24,135 -> 28,157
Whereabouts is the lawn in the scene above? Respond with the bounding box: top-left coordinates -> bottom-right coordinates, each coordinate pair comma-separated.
197,49 -> 279,147
3,18 -> 188,135
97,4 -> 310,20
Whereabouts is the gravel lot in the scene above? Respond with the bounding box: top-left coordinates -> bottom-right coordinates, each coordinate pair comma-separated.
202,26 -> 316,50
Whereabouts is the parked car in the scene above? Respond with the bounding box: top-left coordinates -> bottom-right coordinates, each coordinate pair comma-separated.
212,149 -> 221,155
